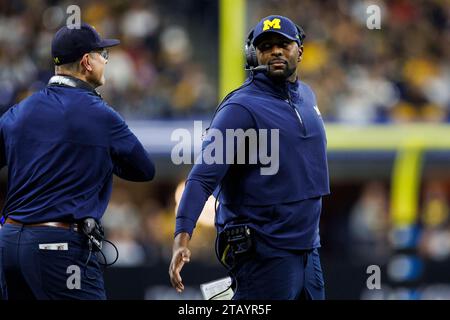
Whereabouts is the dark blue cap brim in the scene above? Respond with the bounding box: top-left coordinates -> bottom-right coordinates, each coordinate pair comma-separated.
253,30 -> 299,46
96,38 -> 120,48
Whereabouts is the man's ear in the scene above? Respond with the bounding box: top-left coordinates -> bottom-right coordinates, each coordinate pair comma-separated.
80,54 -> 93,72
298,45 -> 303,62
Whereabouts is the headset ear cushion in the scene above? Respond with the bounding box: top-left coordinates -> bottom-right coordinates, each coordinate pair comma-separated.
245,43 -> 258,68
245,29 -> 258,69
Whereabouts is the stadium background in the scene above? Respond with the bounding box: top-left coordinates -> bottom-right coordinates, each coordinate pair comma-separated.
0,0 -> 449,299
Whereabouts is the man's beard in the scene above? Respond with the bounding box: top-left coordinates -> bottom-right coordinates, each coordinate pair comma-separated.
267,64 -> 297,82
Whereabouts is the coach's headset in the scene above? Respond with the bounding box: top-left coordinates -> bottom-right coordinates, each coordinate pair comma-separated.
244,23 -> 306,73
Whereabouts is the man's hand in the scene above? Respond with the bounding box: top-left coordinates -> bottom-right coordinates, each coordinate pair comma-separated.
169,232 -> 191,293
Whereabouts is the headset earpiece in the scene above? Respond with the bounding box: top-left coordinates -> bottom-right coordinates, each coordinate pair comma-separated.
296,25 -> 306,43
296,25 -> 305,63
245,29 -> 258,69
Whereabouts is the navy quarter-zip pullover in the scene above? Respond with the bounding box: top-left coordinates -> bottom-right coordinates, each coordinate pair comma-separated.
0,83 -> 155,224
176,73 -> 330,250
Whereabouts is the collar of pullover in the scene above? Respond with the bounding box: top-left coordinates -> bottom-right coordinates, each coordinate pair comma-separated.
252,72 -> 302,103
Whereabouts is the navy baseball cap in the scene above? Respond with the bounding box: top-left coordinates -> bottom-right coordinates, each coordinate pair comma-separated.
252,15 -> 301,47
51,22 -> 120,65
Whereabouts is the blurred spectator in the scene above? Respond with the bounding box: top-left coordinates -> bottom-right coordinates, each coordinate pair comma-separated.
348,181 -> 391,262
102,186 -> 146,266
101,179 -> 218,267
418,180 -> 450,261
139,199 -> 173,266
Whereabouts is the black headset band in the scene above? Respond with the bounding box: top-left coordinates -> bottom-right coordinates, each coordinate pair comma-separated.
246,29 -> 255,45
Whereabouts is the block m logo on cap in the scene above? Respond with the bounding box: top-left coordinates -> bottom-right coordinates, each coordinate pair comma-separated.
263,18 -> 281,31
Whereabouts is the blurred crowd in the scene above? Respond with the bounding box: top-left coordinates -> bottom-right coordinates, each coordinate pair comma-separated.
250,0 -> 450,123
99,178 -> 218,267
1,0 -> 448,123
0,0 -> 218,119
345,178 -> 450,264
